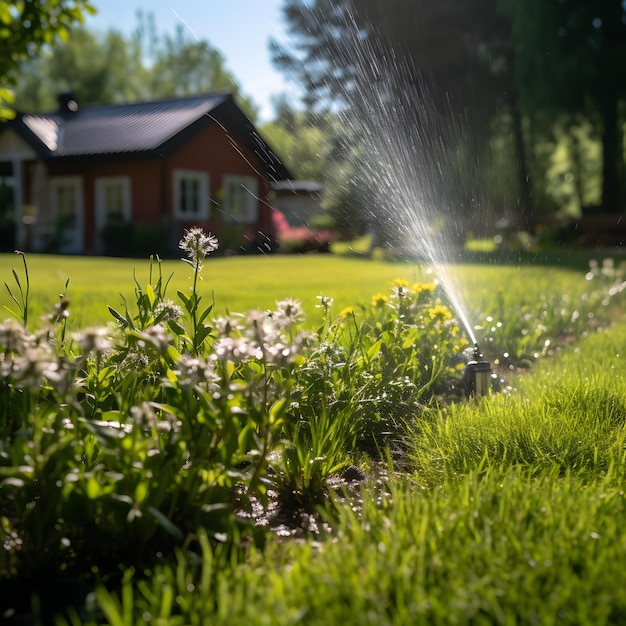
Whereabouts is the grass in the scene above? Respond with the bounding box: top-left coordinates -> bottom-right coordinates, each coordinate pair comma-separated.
88,319 -> 626,625
410,322 -> 626,486
0,251 -> 613,335
3,246 -> 626,624
0,253 -> 425,329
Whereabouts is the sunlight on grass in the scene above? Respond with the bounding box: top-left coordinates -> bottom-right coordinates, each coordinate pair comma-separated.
3,246 -> 626,624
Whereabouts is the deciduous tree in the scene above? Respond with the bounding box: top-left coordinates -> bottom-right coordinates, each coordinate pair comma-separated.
0,0 -> 95,117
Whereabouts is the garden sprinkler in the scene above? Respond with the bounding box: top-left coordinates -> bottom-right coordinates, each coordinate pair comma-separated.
464,343 -> 492,398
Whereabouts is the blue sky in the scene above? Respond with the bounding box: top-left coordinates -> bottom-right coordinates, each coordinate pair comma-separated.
85,0 -> 298,122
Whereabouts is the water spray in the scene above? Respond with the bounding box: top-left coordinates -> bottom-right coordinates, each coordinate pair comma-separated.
463,343 -> 492,398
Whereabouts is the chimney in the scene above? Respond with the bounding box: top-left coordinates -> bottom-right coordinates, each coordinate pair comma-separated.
57,91 -> 79,114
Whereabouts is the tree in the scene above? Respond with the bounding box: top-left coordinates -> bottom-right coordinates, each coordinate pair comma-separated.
147,24 -> 258,121
272,0 -> 504,241
12,19 -> 259,123
14,27 -> 147,111
499,0 -> 626,213
261,100 -> 368,235
0,0 -> 96,117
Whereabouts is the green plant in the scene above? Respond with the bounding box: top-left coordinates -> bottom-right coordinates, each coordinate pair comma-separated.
3,250 -> 30,327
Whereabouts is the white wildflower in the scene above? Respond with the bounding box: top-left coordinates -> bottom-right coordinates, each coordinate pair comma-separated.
0,319 -> 32,353
315,295 -> 334,315
11,345 -> 56,391
273,298 -> 305,328
179,227 -> 218,266
139,324 -> 172,354
154,299 -> 183,322
74,327 -> 112,356
130,401 -> 176,432
174,353 -> 220,389
213,336 -> 262,362
213,314 -> 245,337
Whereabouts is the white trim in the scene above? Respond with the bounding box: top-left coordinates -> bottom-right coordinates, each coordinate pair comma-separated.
95,176 -> 132,233
173,169 -> 210,220
49,176 -> 84,253
222,175 -> 259,224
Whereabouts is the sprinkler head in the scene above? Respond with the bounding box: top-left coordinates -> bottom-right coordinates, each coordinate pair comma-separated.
464,343 -> 492,398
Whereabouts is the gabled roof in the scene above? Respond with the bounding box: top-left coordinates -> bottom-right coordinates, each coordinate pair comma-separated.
271,180 -> 324,194
2,93 -> 291,180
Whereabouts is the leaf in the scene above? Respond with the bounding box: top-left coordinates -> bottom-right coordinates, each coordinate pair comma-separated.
2,304 -> 19,321
146,283 -> 156,306
108,306 -> 129,327
0,4 -> 10,24
193,324 -> 212,348
100,410 -> 122,421
134,481 -> 149,504
197,304 -> 214,325
147,506 -> 184,542
167,319 -> 186,336
269,398 -> 288,425
86,476 -> 102,499
177,290 -> 190,307
11,269 -> 22,293
367,338 -> 383,359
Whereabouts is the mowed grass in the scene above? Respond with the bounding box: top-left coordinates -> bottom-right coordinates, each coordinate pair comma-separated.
5,249 -> 626,623
0,253 -> 422,329
0,252 -> 603,333
93,320 -> 626,625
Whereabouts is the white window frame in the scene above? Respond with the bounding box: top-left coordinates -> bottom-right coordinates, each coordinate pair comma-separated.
173,169 -> 210,220
95,176 -> 132,233
222,175 -> 259,224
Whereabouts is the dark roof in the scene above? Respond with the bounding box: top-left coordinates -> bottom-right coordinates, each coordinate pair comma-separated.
3,93 -> 291,180
271,180 -> 324,193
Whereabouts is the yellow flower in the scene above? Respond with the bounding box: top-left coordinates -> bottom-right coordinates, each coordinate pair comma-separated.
392,278 -> 410,288
371,292 -> 389,307
428,304 -> 453,321
411,282 -> 436,294
340,306 -> 355,318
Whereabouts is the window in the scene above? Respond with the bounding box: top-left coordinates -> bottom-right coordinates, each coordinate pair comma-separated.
173,169 -> 209,219
49,176 -> 84,253
222,175 -> 259,224
95,177 -> 131,232
55,181 -> 79,227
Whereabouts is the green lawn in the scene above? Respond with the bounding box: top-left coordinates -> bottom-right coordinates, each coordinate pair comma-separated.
93,320 -> 626,625
1,253 -> 424,329
4,249 -> 626,624
0,251 -> 606,335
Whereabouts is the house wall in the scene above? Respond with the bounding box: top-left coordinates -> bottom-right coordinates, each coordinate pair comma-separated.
45,121 -> 276,255
167,122 -> 275,253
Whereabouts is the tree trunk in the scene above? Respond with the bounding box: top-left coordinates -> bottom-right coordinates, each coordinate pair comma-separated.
600,88 -> 622,214
509,86 -> 533,230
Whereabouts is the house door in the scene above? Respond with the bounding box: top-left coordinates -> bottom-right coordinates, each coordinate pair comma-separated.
50,177 -> 84,253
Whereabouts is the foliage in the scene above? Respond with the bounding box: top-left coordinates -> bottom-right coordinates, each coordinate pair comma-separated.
273,0 -> 626,223
12,20 -> 258,122
0,233 -> 467,617
2,231 -> 626,621
472,257 -> 626,366
498,0 -> 626,213
0,0 -> 95,117
79,298 -> 626,626
13,27 -> 147,111
86,468 -> 626,625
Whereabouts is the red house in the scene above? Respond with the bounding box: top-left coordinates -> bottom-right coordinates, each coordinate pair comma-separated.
0,92 -> 291,255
